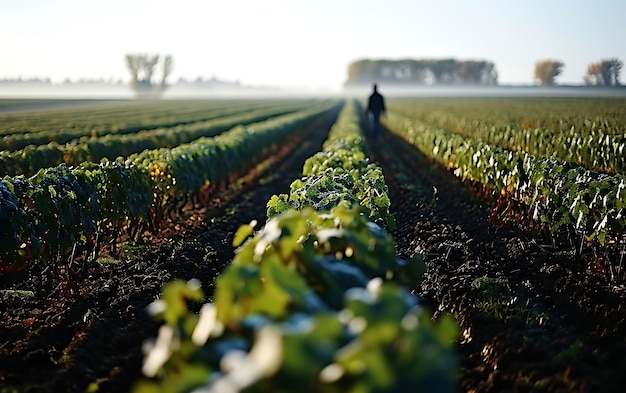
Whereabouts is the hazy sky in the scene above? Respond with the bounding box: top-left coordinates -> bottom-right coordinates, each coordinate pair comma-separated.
1,0 -> 625,90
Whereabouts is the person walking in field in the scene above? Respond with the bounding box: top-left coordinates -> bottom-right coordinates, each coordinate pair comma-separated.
366,83 -> 386,137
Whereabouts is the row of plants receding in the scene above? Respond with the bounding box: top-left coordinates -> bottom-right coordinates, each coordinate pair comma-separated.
0,99 -> 280,151
0,100 -> 185,138
387,98 -> 626,136
0,99 -> 308,141
384,111 -> 625,274
0,102 -> 341,278
133,100 -> 459,393
0,100 -> 321,177
391,101 -> 626,176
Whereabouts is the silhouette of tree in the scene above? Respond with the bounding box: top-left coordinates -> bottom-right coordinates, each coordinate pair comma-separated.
534,59 -> 564,86
125,53 -> 173,97
160,55 -> 174,88
584,58 -> 622,86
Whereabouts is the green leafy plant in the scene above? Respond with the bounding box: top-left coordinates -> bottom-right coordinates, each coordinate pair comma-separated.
134,101 -> 458,393
0,102 -> 341,277
385,110 -> 625,246
134,207 -> 458,393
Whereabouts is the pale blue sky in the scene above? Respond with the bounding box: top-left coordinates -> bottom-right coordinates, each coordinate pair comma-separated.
1,0 -> 624,90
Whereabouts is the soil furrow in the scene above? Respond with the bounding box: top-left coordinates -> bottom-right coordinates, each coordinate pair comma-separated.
366,125 -> 626,393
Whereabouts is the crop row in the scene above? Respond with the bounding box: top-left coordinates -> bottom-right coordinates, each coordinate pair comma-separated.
267,101 -> 394,229
0,99 -> 291,138
0,102 -> 340,274
0,100 -> 215,138
389,98 -> 626,136
0,99 -> 300,151
384,111 -> 625,245
133,100 -> 458,393
0,101 -> 323,177
391,100 -> 626,175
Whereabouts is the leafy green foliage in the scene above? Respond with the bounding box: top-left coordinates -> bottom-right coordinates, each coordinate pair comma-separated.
0,100 -> 321,177
0,102 -> 340,274
267,101 -> 395,230
0,180 -> 25,269
135,206 -> 458,393
385,110 -> 626,244
392,98 -> 626,175
135,102 -> 458,392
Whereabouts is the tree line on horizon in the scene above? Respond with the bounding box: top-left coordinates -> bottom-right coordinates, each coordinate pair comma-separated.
2,54 -> 622,92
345,58 -> 623,87
344,58 -> 498,86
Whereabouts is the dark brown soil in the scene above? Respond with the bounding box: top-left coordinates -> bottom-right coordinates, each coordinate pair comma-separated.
1,114 -> 625,393
367,126 -> 626,393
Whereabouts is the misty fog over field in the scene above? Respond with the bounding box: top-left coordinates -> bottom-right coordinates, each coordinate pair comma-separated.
2,82 -> 626,101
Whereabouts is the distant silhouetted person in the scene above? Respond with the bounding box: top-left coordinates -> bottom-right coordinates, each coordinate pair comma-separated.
366,84 -> 386,137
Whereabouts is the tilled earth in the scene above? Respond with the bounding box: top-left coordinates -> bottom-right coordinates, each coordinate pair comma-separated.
368,127 -> 626,393
1,118 -> 626,393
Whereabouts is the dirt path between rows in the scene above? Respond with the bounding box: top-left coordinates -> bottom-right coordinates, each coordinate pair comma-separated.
367,124 -> 626,393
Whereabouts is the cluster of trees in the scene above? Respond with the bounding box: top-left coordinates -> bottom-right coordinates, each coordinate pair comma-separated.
534,58 -> 623,87
344,59 -> 498,86
124,53 -> 173,96
345,57 -> 622,88
583,59 -> 623,86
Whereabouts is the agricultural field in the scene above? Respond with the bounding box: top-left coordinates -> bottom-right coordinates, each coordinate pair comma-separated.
0,96 -> 625,393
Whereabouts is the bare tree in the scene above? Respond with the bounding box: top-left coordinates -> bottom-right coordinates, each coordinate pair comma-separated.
584,58 -> 622,86
125,54 -> 141,89
141,54 -> 160,90
534,59 -> 564,86
125,53 -> 174,97
160,55 -> 174,88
